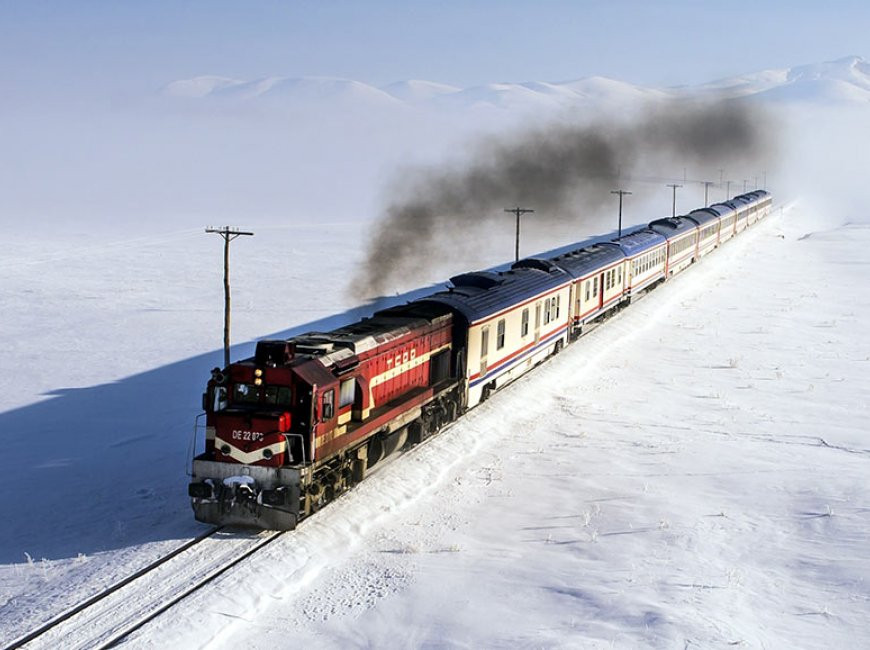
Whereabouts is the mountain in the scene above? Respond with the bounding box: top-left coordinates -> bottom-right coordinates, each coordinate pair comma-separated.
163,75 -> 246,98
692,55 -> 870,104
163,56 -> 870,111
164,75 -> 402,108
381,79 -> 462,103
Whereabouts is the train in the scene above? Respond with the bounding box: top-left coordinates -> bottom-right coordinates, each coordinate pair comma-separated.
188,189 -> 773,530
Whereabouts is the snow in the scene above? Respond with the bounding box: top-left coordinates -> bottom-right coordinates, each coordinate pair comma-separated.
381,80 -> 463,103
692,55 -> 870,105
116,207 -> 866,649
165,56 -> 870,111
3,56 -> 870,647
223,476 -> 256,487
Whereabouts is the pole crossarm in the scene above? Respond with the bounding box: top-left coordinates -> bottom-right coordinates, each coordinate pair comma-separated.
504,207 -> 535,262
206,226 -> 254,369
206,227 -> 255,240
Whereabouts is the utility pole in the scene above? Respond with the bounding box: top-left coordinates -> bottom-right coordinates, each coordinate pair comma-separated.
206,226 -> 254,368
504,207 -> 534,262
703,181 -> 714,208
611,190 -> 632,238
763,170 -> 767,190
719,168 -> 724,185
725,180 -> 732,201
754,176 -> 758,190
666,183 -> 682,218
743,179 -> 749,192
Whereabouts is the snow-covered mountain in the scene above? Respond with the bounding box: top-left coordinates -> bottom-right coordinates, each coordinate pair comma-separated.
166,75 -> 403,107
692,55 -> 870,104
163,55 -> 870,110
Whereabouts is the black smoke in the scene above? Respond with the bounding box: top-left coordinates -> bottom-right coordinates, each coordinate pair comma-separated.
355,99 -> 779,297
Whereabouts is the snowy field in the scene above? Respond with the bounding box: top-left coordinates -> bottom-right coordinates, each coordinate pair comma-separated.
129,204 -> 868,649
3,202 -> 869,648
3,56 -> 870,648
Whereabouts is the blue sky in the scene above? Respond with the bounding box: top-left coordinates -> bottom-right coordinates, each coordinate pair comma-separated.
1,0 -> 868,103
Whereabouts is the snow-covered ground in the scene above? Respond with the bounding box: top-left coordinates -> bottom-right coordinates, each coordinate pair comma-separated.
2,57 -> 870,648
4,202 -> 868,648
119,204 -> 866,649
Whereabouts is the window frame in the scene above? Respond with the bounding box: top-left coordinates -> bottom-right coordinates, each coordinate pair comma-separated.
322,389 -> 335,420
339,378 -> 355,408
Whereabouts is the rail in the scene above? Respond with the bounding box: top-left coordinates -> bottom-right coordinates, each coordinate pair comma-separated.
3,526 -> 222,650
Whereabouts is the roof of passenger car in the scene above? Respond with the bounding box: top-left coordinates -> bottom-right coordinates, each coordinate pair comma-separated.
736,190 -> 770,205
544,243 -> 626,278
706,202 -> 737,217
648,216 -> 698,239
418,265 -> 570,324
686,209 -> 719,227
606,228 -> 667,257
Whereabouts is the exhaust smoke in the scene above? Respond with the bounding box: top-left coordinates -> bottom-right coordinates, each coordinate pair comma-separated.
355,99 -> 779,297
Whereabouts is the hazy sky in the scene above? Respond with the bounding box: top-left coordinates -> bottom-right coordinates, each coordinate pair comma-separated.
2,0 -> 868,104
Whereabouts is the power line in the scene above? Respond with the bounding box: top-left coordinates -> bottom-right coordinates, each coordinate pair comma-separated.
504,207 -> 534,262
206,226 -> 254,368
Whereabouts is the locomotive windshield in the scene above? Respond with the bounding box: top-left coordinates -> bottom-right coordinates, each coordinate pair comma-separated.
232,383 -> 261,404
264,385 -> 292,406
230,383 -> 293,407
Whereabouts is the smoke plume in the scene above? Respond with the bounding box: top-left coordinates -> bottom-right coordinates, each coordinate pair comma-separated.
355,99 -> 779,297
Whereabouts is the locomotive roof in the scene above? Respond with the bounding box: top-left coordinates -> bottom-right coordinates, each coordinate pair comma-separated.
606,228 -> 667,256
686,209 -> 719,227
419,265 -> 570,324
290,305 -> 450,362
648,216 -> 698,239
546,243 -> 626,277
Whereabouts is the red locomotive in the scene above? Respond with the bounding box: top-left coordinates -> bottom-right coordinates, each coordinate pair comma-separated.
190,302 -> 463,529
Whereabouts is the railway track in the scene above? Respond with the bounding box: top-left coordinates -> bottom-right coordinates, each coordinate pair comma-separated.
4,527 -> 285,650
5,418 -> 462,649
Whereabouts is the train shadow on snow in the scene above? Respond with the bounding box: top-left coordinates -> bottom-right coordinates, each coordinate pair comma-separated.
0,284 -> 448,564
0,229 -> 619,564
